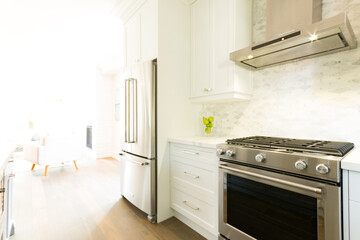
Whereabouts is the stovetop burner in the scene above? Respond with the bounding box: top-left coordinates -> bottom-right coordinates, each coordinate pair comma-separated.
226,136 -> 354,157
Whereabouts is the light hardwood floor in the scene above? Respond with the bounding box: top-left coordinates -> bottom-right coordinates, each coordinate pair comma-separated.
12,157 -> 206,240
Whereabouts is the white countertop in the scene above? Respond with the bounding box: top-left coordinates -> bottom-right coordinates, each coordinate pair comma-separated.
168,136 -> 230,149
169,137 -> 360,172
342,148 -> 360,172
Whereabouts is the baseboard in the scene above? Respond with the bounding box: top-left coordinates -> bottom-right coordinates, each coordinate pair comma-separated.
173,212 -> 217,240
112,152 -> 121,160
96,152 -> 113,159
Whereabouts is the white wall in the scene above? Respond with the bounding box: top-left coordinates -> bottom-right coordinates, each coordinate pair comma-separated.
94,71 -> 115,158
201,0 -> 360,145
157,0 -> 202,222
112,73 -> 124,159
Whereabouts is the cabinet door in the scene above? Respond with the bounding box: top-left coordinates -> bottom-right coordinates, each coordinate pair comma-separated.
125,15 -> 140,67
140,0 -> 158,61
211,0 -> 232,94
212,0 -> 252,96
189,0 -> 252,102
190,0 -> 211,98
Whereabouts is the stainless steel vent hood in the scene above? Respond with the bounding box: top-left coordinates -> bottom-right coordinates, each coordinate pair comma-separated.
230,0 -> 357,70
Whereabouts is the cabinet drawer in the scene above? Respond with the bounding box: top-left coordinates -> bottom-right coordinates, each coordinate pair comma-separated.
350,200 -> 360,239
171,160 -> 216,192
171,187 -> 217,235
170,143 -> 218,168
349,171 -> 360,202
171,177 -> 217,206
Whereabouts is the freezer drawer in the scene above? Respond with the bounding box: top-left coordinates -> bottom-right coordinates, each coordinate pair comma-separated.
119,152 -> 155,220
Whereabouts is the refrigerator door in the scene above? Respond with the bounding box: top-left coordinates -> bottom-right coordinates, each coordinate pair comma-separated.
119,152 -> 156,219
121,60 -> 156,159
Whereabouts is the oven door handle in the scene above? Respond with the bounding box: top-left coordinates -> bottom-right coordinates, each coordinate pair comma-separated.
219,165 -> 323,194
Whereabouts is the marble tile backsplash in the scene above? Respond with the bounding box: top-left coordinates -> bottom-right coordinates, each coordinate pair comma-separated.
201,0 -> 360,145
252,0 -> 266,44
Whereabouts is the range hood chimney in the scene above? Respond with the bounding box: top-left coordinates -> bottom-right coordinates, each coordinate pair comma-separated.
230,0 -> 357,70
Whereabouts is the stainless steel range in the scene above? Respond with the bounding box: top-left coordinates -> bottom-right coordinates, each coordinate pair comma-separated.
217,136 -> 354,240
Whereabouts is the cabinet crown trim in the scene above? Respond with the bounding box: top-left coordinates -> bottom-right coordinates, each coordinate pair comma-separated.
116,0 -> 147,23
181,0 -> 197,5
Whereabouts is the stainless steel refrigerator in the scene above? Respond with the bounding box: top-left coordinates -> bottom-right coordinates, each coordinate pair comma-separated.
119,59 -> 156,223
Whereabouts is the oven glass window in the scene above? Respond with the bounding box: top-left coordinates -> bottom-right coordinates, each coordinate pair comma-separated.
227,174 -> 318,240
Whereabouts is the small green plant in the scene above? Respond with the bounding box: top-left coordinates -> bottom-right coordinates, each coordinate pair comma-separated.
203,116 -> 214,134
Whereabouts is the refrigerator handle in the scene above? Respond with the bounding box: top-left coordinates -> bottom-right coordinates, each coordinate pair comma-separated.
127,78 -> 137,144
125,79 -> 128,143
125,78 -> 131,143
134,78 -> 138,143
128,79 -> 132,143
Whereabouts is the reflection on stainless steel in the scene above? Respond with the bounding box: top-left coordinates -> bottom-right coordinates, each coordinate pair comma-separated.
230,1 -> 357,70
120,60 -> 157,223
121,61 -> 156,158
122,156 -> 148,166
219,164 -> 323,194
217,136 -> 350,240
119,153 -> 155,217
219,162 -> 341,240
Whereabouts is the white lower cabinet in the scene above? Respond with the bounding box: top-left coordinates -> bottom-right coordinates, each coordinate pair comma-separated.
170,143 -> 218,239
349,171 -> 360,239
349,200 -> 360,239
343,170 -> 360,239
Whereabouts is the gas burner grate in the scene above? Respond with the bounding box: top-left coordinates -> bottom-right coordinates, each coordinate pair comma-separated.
226,136 -> 354,157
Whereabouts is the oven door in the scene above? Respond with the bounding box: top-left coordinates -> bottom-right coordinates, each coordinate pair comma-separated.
219,162 -> 341,240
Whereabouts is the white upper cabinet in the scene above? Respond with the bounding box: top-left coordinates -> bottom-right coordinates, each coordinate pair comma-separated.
125,15 -> 141,66
124,0 -> 158,68
140,0 -> 158,62
190,0 -> 211,98
190,0 -> 253,103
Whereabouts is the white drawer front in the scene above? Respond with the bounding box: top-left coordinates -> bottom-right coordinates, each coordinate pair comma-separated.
172,178 -> 217,206
170,144 -> 218,166
349,171 -> 360,202
171,159 -> 216,191
171,187 -> 217,235
350,200 -> 360,239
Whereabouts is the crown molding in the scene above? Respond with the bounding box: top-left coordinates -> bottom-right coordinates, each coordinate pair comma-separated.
114,0 -> 147,23
113,0 -> 196,22
180,0 -> 197,5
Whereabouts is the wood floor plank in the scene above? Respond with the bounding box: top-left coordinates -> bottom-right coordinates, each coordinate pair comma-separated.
12,157 -> 206,240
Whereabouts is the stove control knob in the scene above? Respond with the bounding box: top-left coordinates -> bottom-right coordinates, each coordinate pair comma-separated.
295,160 -> 307,170
226,150 -> 235,157
217,148 -> 225,155
316,164 -> 330,174
255,154 -> 265,162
